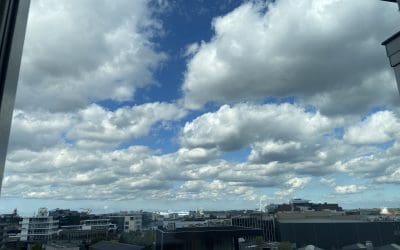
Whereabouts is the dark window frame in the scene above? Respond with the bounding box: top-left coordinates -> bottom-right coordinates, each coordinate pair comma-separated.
0,0 -> 30,193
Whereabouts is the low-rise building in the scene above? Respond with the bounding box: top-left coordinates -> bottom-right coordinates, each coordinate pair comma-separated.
109,214 -> 142,233
155,226 -> 263,250
19,208 -> 59,242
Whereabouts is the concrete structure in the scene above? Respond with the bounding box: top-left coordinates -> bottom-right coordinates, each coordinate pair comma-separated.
57,225 -> 109,243
272,199 -> 343,213
80,219 -> 116,231
155,226 -> 263,250
0,209 -> 21,248
278,220 -> 400,249
19,208 -> 59,242
90,241 -> 144,250
231,213 -> 277,242
44,242 -> 80,250
377,244 -> 400,250
49,209 -> 87,227
109,214 -> 142,233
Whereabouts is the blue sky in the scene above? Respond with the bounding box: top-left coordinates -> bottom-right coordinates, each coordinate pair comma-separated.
2,0 -> 400,215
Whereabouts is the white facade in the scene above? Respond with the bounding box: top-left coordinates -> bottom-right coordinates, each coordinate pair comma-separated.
80,219 -> 117,231
19,208 -> 59,242
123,215 -> 142,232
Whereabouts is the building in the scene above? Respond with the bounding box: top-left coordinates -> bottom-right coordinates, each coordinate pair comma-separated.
231,213 -> 277,242
155,226 -> 263,250
54,218 -> 116,244
272,199 -> 343,213
0,209 -> 21,248
19,208 -> 59,242
44,242 -> 80,250
0,223 -> 20,249
90,241 -> 145,250
80,219 -> 116,231
49,209 -> 86,227
109,214 -> 142,233
57,225 -> 109,243
278,220 -> 400,249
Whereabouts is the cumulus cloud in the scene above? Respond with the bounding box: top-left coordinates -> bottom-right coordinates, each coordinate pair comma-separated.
8,110 -> 73,151
275,177 -> 311,197
320,177 -> 336,187
5,0 -> 400,206
181,103 -> 337,151
67,102 -> 186,149
182,0 -> 400,114
9,102 -> 186,151
17,0 -> 166,111
344,111 -> 400,145
335,184 -> 367,194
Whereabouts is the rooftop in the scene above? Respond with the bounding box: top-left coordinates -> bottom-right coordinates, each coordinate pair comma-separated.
158,226 -> 262,233
90,241 -> 144,250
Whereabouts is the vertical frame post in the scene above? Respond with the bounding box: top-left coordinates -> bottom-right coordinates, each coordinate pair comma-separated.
0,0 -> 30,193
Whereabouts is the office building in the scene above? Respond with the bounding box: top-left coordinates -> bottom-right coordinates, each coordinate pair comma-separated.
109,214 -> 142,233
155,226 -> 263,250
232,213 -> 277,242
278,220 -> 400,249
19,208 -> 59,242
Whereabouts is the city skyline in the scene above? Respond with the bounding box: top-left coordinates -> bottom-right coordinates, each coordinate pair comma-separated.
3,0 -> 400,214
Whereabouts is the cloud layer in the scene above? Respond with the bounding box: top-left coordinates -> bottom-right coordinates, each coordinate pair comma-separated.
182,0 -> 400,115
3,0 -> 400,208
17,0 -> 166,111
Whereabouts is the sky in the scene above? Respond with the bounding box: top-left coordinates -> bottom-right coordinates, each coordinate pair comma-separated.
2,0 -> 400,215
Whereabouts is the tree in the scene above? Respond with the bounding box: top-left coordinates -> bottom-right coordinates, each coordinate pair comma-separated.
279,241 -> 292,250
255,236 -> 265,250
31,242 -> 42,250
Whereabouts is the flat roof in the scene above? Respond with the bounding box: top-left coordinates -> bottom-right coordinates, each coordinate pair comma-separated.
382,30 -> 400,45
279,219 -> 368,223
158,226 -> 261,233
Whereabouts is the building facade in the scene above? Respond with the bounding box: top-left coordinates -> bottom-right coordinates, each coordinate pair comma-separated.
109,214 -> 142,233
155,226 -> 263,250
19,208 -> 59,242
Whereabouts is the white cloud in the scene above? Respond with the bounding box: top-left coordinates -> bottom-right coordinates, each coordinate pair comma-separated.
275,176 -> 311,197
344,111 -> 399,145
182,0 -> 400,114
6,0 -> 400,206
181,103 -> 336,151
17,0 -> 166,111
335,184 -> 367,194
248,140 -> 302,163
67,102 -> 186,149
320,177 -> 336,187
9,102 -> 186,151
8,110 -> 73,151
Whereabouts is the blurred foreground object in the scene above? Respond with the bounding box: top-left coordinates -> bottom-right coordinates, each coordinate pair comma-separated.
0,0 -> 30,193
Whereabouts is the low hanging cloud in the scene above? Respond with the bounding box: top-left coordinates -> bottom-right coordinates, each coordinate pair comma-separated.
182,0 -> 400,115
5,0 -> 400,205
335,184 -> 367,194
